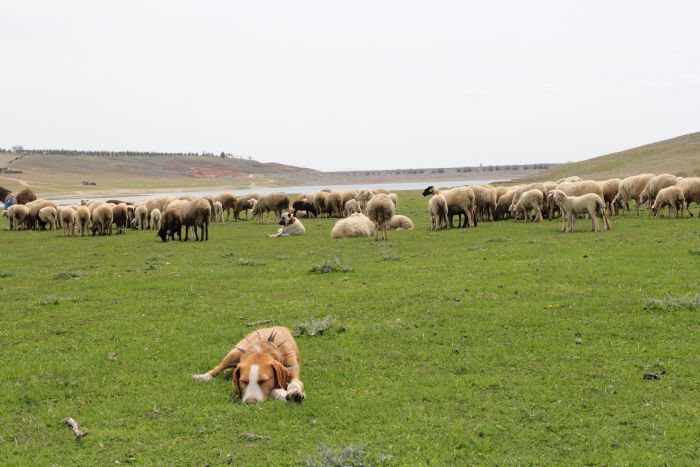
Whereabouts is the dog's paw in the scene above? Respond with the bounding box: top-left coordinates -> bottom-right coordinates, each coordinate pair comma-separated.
286,382 -> 305,403
192,373 -> 212,382
270,388 -> 288,401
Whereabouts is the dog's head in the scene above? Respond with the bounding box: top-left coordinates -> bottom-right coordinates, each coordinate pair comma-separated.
232,353 -> 288,403
278,211 -> 295,226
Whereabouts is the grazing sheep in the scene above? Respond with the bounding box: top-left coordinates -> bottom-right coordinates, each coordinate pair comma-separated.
326,191 -> 344,217
292,199 -> 318,218
343,199 -> 361,217
510,184 -> 547,220
157,207 -> 183,242
366,193 -> 395,241
388,214 -> 414,230
388,193 -> 398,208
331,213 -> 375,239
514,189 -> 544,222
428,193 -> 449,230
25,199 -> 59,230
91,203 -> 114,236
651,186 -> 685,218
677,177 -> 700,216
134,205 -> 148,229
212,202 -> 223,222
493,186 -> 509,202
77,206 -> 91,236
59,206 -> 77,236
5,204 -> 29,230
341,190 -> 358,206
180,198 -> 211,241
354,189 -> 374,211
613,173 -> 655,216
550,190 -> 610,232
234,196 -> 256,220
111,203 -> 129,234
251,192 -> 289,223
313,191 -> 330,217
599,178 -> 622,215
471,185 -> 497,221
215,192 -> 237,221
422,186 -> 476,228
640,174 -> 677,208
38,206 -> 58,230
493,188 -> 517,221
202,195 -> 217,223
150,208 -> 162,230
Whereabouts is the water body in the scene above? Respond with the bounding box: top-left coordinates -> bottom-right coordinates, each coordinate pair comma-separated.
55,179 -> 507,205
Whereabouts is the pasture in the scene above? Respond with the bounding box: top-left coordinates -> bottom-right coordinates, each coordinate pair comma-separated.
1,191 -> 699,465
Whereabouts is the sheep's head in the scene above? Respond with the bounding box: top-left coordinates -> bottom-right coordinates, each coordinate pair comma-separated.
422,186 -> 435,197
157,226 -> 168,242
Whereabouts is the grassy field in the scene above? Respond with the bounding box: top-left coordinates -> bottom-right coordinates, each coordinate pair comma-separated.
1,192 -> 699,465
516,131 -> 700,182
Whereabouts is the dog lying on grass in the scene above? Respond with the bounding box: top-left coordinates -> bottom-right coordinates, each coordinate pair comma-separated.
192,326 -> 305,403
268,211 -> 305,237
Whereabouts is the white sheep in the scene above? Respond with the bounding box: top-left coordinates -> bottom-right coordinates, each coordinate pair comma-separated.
640,174 -> 677,207
91,203 -> 114,236
422,186 -> 476,228
354,189 -> 374,211
514,189 -> 544,222
388,193 -> 398,209
77,206 -> 91,236
388,214 -> 414,230
150,208 -> 162,231
59,206 -> 77,236
599,178 -> 622,215
5,204 -> 29,230
550,190 -> 611,232
428,193 -> 449,230
331,213 -> 375,239
326,191 -> 344,217
212,202 -> 223,222
180,198 -> 211,241
344,199 -> 361,216
38,206 -> 58,230
651,186 -> 685,218
366,193 -> 395,241
613,173 -> 655,216
677,177 -> 700,216
134,205 -> 148,229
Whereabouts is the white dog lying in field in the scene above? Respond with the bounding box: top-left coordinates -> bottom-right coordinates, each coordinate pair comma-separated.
269,211 -> 305,237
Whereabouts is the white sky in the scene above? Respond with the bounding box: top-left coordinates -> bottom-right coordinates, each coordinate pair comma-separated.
1,1 -> 698,171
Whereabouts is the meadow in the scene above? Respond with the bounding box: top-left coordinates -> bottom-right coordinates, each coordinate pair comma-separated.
1,191 -> 699,465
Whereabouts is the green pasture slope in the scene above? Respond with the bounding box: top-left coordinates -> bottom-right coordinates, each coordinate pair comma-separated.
1,192 -> 699,465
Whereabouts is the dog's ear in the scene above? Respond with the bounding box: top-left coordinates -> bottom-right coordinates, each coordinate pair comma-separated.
271,361 -> 288,390
232,364 -> 243,398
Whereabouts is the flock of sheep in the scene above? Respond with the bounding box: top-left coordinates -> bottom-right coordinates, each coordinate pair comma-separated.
1,172 -> 698,240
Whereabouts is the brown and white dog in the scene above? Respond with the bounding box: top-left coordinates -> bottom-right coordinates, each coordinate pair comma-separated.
192,326 -> 305,403
268,211 -> 305,237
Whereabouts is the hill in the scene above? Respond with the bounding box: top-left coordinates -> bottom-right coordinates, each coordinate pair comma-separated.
515,131 -> 700,182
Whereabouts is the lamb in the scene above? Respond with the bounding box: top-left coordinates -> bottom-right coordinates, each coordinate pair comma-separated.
59,206 -> 77,236
509,184 -> 547,220
514,189 -> 544,222
38,206 -> 58,230
428,193 -> 449,230
599,178 -> 622,215
422,186 -> 475,228
212,202 -> 223,222
150,208 -> 162,230
251,192 -> 289,223
613,173 -> 655,216
157,207 -> 183,242
180,198 -> 211,241
215,192 -> 237,221
5,204 -> 29,230
550,190 -> 610,232
91,203 -> 114,236
343,199 -> 361,216
77,206 -> 91,236
111,203 -> 129,234
388,214 -> 414,230
134,205 -> 149,229
651,186 -> 685,218
677,177 -> 700,216
366,193 -> 395,241
326,191 -> 344,217
640,174 -> 677,208
331,213 -> 375,239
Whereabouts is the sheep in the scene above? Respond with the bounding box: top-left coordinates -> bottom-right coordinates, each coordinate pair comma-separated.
677,177 -> 700,216
134,205 -> 148,229
202,195 -> 217,223
215,192 -> 237,221
471,185 -> 497,221
251,192 -> 289,223
326,191 -> 344,217
59,206 -> 77,236
38,206 -> 58,230
550,190 -> 610,232
428,193 -> 449,230
157,207 -> 183,242
234,196 -> 256,220
373,188 -> 390,194
25,199 -> 59,230
15,188 -> 37,205
493,188 -> 517,221
599,178 -> 622,215
331,213 -> 375,239
91,203 -> 114,236
180,198 -> 211,241
313,191 -> 330,217
150,208 -> 162,230
388,193 -> 398,209
341,190 -> 358,206
613,173 -> 655,216
388,214 -> 414,230
77,206 -> 91,236
640,174 -> 677,209
493,186 -> 509,202
212,202 -> 223,222
112,203 -> 129,234
292,199 -> 318,218
514,189 -> 544,222
510,184 -> 547,220
5,204 -> 29,230
355,189 -> 374,211
343,199 -> 361,217
366,193 -> 395,241
651,186 -> 685,218
422,186 -> 475,228
551,180 -> 603,220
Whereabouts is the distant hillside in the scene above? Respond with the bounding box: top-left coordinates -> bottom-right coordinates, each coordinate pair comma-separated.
515,132 -> 700,182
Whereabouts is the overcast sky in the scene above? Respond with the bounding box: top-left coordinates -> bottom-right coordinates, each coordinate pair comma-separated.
1,1 -> 698,171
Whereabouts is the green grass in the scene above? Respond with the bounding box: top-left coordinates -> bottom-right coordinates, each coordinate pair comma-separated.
1,192 -> 700,464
